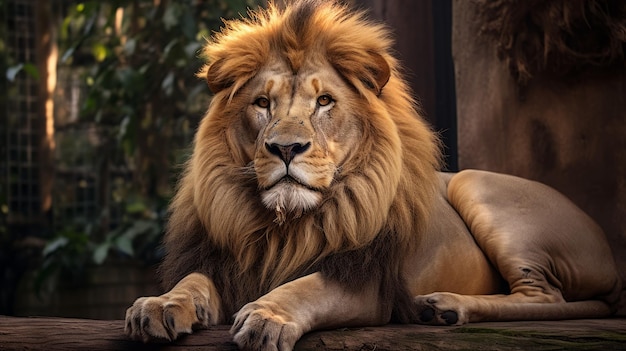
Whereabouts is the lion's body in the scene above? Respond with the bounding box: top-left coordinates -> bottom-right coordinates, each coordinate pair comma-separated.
125,1 -> 622,349
411,172 -> 620,303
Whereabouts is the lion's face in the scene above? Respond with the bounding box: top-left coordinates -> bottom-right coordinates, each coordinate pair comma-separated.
232,59 -> 363,220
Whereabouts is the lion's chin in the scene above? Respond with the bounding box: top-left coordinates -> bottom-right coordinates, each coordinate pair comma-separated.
261,181 -> 321,225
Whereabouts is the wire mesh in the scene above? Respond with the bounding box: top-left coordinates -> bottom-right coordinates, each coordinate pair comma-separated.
2,0 -> 42,227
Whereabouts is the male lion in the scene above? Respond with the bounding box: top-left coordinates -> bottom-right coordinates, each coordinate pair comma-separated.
125,0 -> 622,349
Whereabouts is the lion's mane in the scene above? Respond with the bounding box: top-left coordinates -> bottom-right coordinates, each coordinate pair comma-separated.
160,0 -> 441,322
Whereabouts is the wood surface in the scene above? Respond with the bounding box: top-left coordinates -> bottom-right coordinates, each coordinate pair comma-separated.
1,316 -> 625,350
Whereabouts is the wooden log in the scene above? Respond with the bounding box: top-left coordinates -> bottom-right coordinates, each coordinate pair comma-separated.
1,316 -> 625,350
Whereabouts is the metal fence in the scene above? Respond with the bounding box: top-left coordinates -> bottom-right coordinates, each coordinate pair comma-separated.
2,0 -> 43,231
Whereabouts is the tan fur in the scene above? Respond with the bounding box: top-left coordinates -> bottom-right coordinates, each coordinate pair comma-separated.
125,1 -> 622,349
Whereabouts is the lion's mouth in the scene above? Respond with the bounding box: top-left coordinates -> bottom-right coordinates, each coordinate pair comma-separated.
265,175 -> 318,192
261,176 -> 322,224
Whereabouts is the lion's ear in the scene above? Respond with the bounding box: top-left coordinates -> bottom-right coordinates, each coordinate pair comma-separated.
205,59 -> 233,94
367,52 -> 391,95
332,51 -> 391,96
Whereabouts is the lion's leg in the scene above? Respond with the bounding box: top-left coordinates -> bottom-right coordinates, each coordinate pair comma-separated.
414,259 -> 574,325
231,272 -> 386,351
414,244 -> 613,325
414,291 -> 612,325
125,272 -> 222,342
417,170 -> 620,325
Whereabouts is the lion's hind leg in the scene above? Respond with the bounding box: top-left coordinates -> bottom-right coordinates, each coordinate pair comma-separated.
414,264 -> 576,325
420,170 -> 622,325
414,291 -> 612,325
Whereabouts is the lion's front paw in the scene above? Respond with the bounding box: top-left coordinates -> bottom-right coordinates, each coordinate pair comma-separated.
414,292 -> 469,326
124,293 -> 216,342
231,302 -> 303,351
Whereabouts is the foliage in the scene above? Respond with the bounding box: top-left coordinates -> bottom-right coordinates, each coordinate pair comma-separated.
40,0 -> 261,280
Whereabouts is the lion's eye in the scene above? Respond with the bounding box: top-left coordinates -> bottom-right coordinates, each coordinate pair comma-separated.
254,97 -> 270,109
317,94 -> 333,107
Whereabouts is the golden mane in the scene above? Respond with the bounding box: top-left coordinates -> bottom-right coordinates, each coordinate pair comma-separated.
199,0 -> 397,97
161,0 -> 441,313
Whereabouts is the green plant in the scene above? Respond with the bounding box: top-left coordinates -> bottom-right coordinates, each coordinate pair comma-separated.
40,0 -> 261,282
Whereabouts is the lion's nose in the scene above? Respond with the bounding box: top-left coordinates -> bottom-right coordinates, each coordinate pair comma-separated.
265,142 -> 311,165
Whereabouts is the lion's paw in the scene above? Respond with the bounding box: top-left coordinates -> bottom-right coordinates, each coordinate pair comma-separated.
124,293 -> 215,342
414,292 -> 469,326
231,302 -> 303,351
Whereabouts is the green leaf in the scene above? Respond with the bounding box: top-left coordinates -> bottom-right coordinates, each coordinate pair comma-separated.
22,63 -> 39,80
132,220 -> 159,236
139,63 -> 152,75
82,8 -> 98,36
163,39 -> 180,60
60,15 -> 72,41
114,235 -> 134,256
60,46 -> 77,63
125,200 -> 147,214
163,3 -> 182,31
42,237 -> 69,257
6,64 -> 23,81
91,42 -> 109,62
180,6 -> 197,40
116,67 -> 144,94
123,38 -> 137,56
93,242 -> 111,265
6,63 -> 38,81
184,42 -> 201,58
118,115 -> 131,142
161,71 -> 175,96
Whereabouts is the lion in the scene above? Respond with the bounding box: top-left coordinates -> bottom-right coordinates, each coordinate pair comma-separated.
124,1 -> 622,349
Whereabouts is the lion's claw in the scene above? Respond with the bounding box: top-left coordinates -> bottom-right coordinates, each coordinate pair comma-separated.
124,294 -> 214,343
231,302 -> 303,351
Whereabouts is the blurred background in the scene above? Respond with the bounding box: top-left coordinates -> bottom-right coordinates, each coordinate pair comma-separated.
0,0 -> 267,319
1,0 -> 624,320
